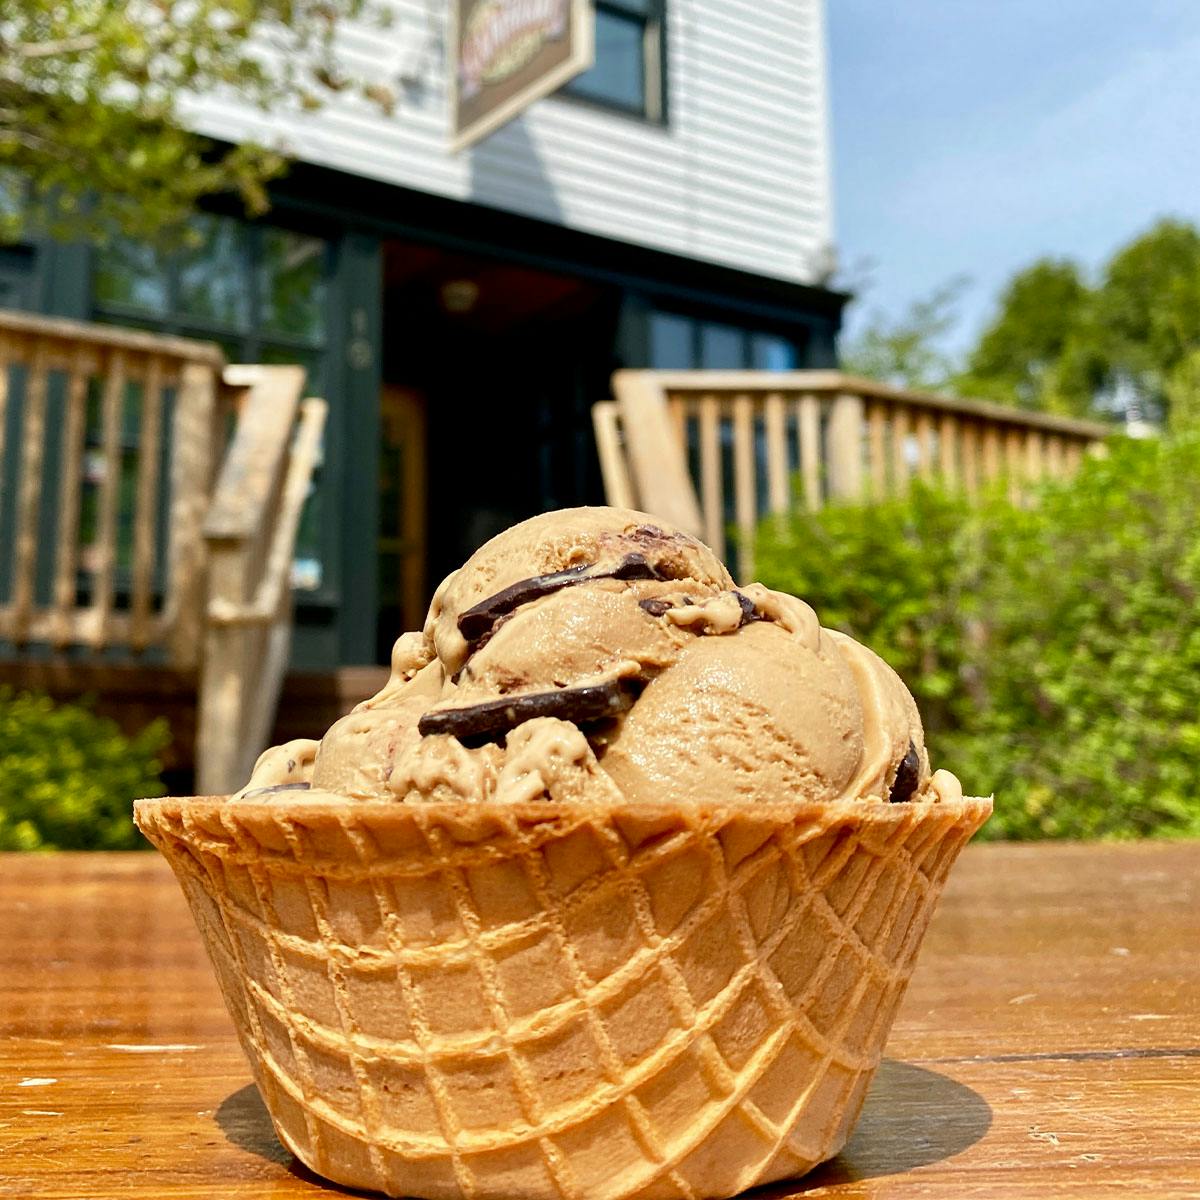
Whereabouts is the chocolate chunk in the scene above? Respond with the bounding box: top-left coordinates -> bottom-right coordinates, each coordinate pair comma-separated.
639,598 -> 673,617
240,782 -> 312,800
888,741 -> 921,803
419,679 -> 637,745
457,563 -> 591,647
733,591 -> 762,625
457,553 -> 676,653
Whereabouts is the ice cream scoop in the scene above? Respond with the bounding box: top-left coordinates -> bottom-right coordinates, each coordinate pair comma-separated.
239,505 -> 952,810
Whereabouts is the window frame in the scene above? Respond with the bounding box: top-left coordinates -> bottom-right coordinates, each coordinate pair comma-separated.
559,0 -> 668,125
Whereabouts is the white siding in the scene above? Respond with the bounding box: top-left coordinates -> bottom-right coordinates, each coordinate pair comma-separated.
185,0 -> 833,285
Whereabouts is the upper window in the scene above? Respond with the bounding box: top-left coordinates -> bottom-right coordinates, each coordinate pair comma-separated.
563,0 -> 666,121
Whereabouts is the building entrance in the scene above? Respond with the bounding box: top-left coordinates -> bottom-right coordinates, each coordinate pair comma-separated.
376,239 -> 618,655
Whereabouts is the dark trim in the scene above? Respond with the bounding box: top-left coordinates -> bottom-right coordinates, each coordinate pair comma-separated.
331,231 -> 383,664
263,158 -> 849,335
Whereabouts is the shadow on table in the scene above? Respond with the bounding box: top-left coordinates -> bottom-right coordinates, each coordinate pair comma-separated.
764,1058 -> 993,1195
218,1058 -> 990,1195
217,1084 -> 372,1195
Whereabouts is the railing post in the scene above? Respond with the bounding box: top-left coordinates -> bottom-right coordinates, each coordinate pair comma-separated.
165,363 -> 217,668
196,539 -> 255,795
827,391 -> 865,501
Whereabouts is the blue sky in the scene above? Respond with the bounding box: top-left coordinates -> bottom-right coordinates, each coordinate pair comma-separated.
827,1 -> 1200,357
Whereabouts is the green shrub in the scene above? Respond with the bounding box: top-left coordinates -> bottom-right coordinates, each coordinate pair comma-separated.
756,433 -> 1200,840
0,689 -> 169,850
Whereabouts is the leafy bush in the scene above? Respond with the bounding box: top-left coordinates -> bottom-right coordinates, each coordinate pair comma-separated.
756,433 -> 1200,840
0,690 -> 169,850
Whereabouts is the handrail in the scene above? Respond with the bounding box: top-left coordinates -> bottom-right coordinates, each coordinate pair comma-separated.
603,369 -> 1113,583
207,397 -> 327,627
631,370 -> 1112,440
203,364 -> 307,543
0,307 -> 225,366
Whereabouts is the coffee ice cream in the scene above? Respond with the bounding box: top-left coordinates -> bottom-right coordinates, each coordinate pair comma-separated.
240,506 -> 962,812
136,506 -> 989,1200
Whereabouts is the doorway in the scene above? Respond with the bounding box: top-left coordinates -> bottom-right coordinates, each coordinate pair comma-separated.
377,240 -> 619,654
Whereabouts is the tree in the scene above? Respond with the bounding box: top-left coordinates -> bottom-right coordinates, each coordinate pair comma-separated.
0,1 -> 394,243
958,219 -> 1200,423
839,275 -> 970,392
1092,219 -> 1200,424
957,259 -> 1099,415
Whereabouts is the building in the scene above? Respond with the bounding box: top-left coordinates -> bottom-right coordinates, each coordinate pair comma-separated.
2,0 -> 844,672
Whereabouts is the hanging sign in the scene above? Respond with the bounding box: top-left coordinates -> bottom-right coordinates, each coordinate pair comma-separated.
450,0 -> 594,152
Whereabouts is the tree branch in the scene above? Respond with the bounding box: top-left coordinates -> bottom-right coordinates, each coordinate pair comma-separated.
11,35 -> 100,60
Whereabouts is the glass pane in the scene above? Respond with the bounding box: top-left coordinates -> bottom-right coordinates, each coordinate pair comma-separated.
260,228 -> 327,341
650,312 -> 693,368
700,322 -> 745,369
751,334 -> 797,371
291,477 -> 325,594
567,9 -> 645,111
177,214 -> 251,330
0,167 -> 23,220
93,237 -> 169,313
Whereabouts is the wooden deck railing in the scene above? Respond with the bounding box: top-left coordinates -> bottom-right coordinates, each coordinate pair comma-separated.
596,370 -> 1111,581
0,310 -> 325,794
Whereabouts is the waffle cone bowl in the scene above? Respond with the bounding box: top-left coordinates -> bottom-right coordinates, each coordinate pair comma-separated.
135,792 -> 990,1200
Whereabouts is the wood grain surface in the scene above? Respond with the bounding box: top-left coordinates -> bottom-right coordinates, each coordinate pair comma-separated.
2,842 -> 1198,1198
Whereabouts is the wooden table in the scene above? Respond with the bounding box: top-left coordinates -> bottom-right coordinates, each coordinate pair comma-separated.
2,843 -> 1198,1198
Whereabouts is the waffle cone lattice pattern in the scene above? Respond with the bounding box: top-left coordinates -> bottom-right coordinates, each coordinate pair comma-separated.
136,796 -> 990,1200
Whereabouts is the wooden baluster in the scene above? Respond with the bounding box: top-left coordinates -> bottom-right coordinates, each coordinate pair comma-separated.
130,355 -> 164,651
891,406 -> 910,494
938,413 -> 958,486
10,338 -> 50,645
668,395 -> 686,455
698,394 -> 723,555
1045,436 -> 1065,477
915,411 -> 935,480
827,392 -> 864,501
1064,440 -> 1085,473
732,393 -> 756,580
89,349 -> 128,650
797,393 -> 821,511
961,422 -> 979,497
50,348 -> 90,647
763,391 -> 788,514
868,403 -> 887,499
982,426 -> 1002,482
1024,430 -> 1044,482
1004,428 -> 1023,501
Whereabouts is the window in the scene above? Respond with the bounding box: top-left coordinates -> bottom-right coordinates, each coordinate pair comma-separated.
91,213 -> 333,594
563,0 -> 666,120
649,312 -> 799,372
